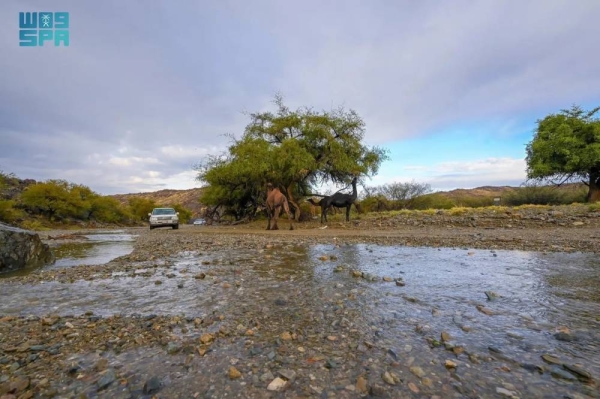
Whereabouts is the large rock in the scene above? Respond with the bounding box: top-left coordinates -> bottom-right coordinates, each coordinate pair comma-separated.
0,222 -> 54,274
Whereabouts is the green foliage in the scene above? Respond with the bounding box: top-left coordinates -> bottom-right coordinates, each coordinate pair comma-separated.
526,105 -> 600,201
90,196 -> 131,224
503,182 -> 587,206
128,197 -> 158,222
196,95 -> 389,220
359,195 -> 393,213
0,199 -> 23,223
377,180 -> 433,208
411,193 -> 455,210
20,219 -> 49,231
20,180 -> 92,220
172,203 -> 192,223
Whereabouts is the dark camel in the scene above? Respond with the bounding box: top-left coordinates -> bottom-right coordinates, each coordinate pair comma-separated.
265,183 -> 294,230
314,177 -> 358,224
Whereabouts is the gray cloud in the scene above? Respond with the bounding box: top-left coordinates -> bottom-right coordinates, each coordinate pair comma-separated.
1,0 -> 599,194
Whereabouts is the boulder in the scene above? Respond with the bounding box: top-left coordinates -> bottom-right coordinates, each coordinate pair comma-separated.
0,222 -> 54,274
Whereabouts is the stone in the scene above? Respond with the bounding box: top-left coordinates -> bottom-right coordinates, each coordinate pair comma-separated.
143,376 -> 162,395
356,376 -> 368,393
267,377 -> 287,391
0,222 -> 54,274
229,366 -> 242,379
97,369 -> 116,391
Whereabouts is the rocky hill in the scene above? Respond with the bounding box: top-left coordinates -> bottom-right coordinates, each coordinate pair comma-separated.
110,188 -> 206,217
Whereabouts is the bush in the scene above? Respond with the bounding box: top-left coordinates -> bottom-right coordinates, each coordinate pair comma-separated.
453,196 -> 494,208
360,195 -> 393,213
0,199 -> 24,223
411,193 -> 455,210
589,202 -> 600,212
503,183 -> 583,206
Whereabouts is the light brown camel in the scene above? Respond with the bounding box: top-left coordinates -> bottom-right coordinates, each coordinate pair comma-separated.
266,183 -> 294,230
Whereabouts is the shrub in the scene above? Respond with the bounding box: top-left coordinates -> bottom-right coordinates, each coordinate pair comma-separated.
411,193 -> 455,210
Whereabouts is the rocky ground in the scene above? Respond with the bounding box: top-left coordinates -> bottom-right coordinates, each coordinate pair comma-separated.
1,207 -> 599,398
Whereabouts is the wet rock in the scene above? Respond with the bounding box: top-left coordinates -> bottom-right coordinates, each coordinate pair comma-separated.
387,348 -> 398,360
440,331 -> 451,343
143,376 -> 162,394
476,305 -> 494,315
166,341 -> 182,354
445,360 -> 457,369
550,367 -> 577,381
496,387 -> 519,398
278,369 -> 296,381
409,366 -> 425,378
94,358 -> 109,371
267,377 -> 287,391
382,371 -> 399,385
200,333 -> 214,344
229,366 -> 242,379
0,222 -> 54,273
260,372 -> 274,382
484,291 -> 499,301
369,384 -> 387,397
562,364 -> 593,382
96,369 -> 116,391
356,376 -> 368,394
408,382 -> 419,393
541,354 -> 561,365
554,332 -> 575,342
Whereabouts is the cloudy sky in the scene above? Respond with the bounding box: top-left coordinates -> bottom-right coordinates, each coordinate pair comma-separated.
1,1 -> 599,195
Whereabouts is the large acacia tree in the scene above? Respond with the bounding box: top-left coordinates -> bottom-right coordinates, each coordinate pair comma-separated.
526,105 -> 600,202
196,96 -> 389,220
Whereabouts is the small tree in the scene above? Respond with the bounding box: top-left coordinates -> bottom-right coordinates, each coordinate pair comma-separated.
196,95 -> 389,220
380,180 -> 432,208
526,105 -> 600,202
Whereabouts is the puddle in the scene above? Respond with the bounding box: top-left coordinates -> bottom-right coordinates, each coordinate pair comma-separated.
1,244 -> 599,397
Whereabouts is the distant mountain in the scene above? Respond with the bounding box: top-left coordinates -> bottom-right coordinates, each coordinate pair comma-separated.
110,188 -> 206,217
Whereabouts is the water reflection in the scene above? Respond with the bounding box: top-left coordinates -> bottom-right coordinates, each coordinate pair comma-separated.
1,243 -> 598,396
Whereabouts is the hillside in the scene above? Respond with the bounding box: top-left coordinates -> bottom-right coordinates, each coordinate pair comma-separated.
110,188 -> 206,218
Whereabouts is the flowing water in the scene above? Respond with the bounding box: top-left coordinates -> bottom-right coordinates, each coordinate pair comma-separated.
1,243 -> 599,398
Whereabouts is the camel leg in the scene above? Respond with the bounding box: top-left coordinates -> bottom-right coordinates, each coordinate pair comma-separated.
272,206 -> 281,230
266,208 -> 272,230
283,200 -> 294,230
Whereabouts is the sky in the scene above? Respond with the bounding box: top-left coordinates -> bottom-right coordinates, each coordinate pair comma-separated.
1,0 -> 599,195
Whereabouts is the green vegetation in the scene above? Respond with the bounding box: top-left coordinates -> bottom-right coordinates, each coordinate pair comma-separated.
502,181 -> 587,206
195,95 -> 389,221
0,172 -> 193,229
526,104 -> 600,202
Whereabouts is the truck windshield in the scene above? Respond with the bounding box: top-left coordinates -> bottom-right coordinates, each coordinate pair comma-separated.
152,209 -> 176,215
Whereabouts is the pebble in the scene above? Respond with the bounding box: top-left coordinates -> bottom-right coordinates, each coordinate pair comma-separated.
267,377 -> 287,391
229,366 -> 242,379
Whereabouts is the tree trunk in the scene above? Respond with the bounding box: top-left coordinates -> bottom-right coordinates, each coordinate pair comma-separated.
286,183 -> 301,222
588,172 -> 600,202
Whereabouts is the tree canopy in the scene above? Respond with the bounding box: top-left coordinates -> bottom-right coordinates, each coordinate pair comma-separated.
195,96 -> 389,220
526,105 -> 600,202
